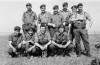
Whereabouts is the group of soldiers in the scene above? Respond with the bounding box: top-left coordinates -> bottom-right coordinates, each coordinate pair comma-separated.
8,2 -> 93,58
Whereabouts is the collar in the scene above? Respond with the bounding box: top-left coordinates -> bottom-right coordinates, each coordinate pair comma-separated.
41,11 -> 46,15
26,9 -> 33,13
53,11 -> 60,15
62,8 -> 69,12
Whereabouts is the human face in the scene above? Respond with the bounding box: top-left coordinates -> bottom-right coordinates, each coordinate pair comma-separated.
78,6 -> 83,12
14,30 -> 20,35
40,27 -> 46,33
26,5 -> 32,11
40,7 -> 46,13
28,30 -> 33,36
59,27 -> 64,33
53,8 -> 59,14
72,7 -> 77,13
63,5 -> 68,9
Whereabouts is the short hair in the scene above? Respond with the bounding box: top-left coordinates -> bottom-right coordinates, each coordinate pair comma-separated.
63,2 -> 68,7
14,26 -> 21,31
40,4 -> 46,9
26,3 -> 32,7
53,5 -> 59,10
77,3 -> 83,8
40,23 -> 47,28
71,5 -> 77,9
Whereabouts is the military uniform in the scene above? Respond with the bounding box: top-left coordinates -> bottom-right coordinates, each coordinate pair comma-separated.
69,12 -> 77,41
21,32 -> 37,56
22,10 -> 37,34
8,33 -> 23,57
60,9 -> 71,33
34,31 -> 51,56
38,11 -> 52,24
73,11 -> 92,56
49,12 -> 64,38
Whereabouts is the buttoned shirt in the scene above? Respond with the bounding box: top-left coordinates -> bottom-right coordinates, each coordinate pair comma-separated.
22,10 -> 37,24
38,11 -> 52,24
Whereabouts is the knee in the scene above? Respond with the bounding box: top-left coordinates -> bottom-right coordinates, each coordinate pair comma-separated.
48,44 -> 55,49
31,48 -> 36,53
8,48 -> 13,54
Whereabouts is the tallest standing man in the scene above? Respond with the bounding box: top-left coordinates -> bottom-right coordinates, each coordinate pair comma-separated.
73,3 -> 93,57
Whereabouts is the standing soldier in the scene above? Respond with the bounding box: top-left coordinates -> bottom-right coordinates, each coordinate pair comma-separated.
73,3 -> 93,57
38,4 -> 52,33
22,3 -> 37,34
8,26 -> 23,57
69,5 -> 78,45
60,2 -> 71,33
49,5 -> 64,38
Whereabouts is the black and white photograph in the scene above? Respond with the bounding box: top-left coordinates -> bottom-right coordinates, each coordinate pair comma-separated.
0,0 -> 100,65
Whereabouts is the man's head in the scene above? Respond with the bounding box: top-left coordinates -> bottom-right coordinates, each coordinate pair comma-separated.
26,3 -> 32,11
28,25 -> 37,36
53,5 -> 59,14
63,2 -> 68,10
71,5 -> 77,12
40,4 -> 46,13
58,25 -> 65,33
77,3 -> 83,12
14,26 -> 21,35
40,24 -> 46,33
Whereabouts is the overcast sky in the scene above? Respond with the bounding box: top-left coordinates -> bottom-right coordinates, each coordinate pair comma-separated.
0,0 -> 100,35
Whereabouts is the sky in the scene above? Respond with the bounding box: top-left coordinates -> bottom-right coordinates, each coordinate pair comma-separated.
0,0 -> 100,35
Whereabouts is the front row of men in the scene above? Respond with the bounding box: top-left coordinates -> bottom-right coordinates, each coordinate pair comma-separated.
8,24 -> 73,58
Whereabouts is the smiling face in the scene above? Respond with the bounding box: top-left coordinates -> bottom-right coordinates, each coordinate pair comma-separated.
40,6 -> 46,13
14,29 -> 20,35
26,5 -> 32,11
72,7 -> 77,13
63,5 -> 68,9
40,27 -> 46,33
78,6 -> 83,12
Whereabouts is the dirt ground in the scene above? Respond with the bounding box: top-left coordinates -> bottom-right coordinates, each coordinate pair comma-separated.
0,34 -> 100,65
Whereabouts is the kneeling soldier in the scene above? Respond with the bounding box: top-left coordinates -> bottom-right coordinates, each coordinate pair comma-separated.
50,25 -> 72,56
8,26 -> 23,57
34,24 -> 51,57
18,26 -> 37,58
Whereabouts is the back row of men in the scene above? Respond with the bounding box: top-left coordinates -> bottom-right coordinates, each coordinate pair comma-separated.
8,2 -> 93,58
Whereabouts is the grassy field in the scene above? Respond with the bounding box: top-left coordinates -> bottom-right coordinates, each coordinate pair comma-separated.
0,34 -> 100,65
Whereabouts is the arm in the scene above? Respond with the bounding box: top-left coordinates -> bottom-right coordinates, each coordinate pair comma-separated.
38,14 -> 41,24
22,12 -> 26,24
85,12 -> 93,28
33,13 -> 38,25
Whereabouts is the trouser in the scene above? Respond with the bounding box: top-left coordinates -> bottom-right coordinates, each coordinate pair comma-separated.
73,28 -> 90,55
47,44 -> 58,56
69,25 -> 75,41
47,43 -> 74,56
8,46 -> 21,57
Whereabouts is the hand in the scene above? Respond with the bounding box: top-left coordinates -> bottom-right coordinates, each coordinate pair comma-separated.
18,43 -> 22,48
63,22 -> 66,26
27,48 -> 32,52
13,48 -> 16,52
